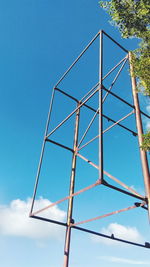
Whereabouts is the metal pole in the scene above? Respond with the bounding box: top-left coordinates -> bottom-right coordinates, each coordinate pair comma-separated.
99,30 -> 103,182
129,52 -> 150,220
63,103 -> 80,267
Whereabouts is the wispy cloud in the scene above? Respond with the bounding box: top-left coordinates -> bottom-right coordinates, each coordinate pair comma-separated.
99,256 -> 150,265
92,222 -> 143,245
0,198 -> 66,240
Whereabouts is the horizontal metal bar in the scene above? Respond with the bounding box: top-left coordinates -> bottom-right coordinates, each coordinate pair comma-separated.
103,87 -> 149,119
30,215 -> 67,227
141,205 -> 148,210
57,84 -> 150,121
46,138 -> 74,153
54,90 -> 146,135
102,30 -> 128,53
102,181 -> 145,201
47,88 -> 136,136
72,225 -> 150,249
103,113 -> 137,136
102,85 -> 134,108
140,110 -> 150,119
55,87 -> 78,103
81,103 -> 137,136
30,216 -> 150,248
103,171 -> 143,198
103,110 -> 134,134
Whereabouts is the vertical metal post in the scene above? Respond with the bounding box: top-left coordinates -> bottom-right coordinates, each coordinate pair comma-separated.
99,30 -> 103,182
129,52 -> 150,219
63,103 -> 80,267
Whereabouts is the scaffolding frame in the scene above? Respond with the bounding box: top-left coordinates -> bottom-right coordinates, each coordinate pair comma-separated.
30,30 -> 150,267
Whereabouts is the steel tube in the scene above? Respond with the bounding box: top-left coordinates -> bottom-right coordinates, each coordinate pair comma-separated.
63,104 -> 80,267
32,181 -> 100,216
55,87 -> 78,103
102,55 -> 128,81
71,202 -> 145,226
103,181 -> 145,201
129,52 -> 150,220
140,110 -> 150,120
82,103 -> 137,135
78,108 -> 99,148
99,30 -> 103,181
78,110 -> 135,151
30,217 -> 149,248
103,113 -> 137,136
103,57 -> 128,103
80,82 -> 99,102
46,138 -> 74,153
102,30 -> 128,53
103,85 -> 135,109
103,110 -> 134,134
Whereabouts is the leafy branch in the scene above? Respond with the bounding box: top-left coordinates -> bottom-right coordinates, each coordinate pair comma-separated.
100,0 -> 150,151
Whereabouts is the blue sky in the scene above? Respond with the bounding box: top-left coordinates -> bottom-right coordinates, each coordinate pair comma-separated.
0,1 -> 150,267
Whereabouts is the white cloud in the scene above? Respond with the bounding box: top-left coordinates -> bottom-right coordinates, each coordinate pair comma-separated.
99,256 -> 150,265
0,198 -> 66,240
92,222 -> 143,245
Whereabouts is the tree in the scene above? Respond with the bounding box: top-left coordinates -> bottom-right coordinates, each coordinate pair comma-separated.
100,0 -> 150,151
141,132 -> 150,151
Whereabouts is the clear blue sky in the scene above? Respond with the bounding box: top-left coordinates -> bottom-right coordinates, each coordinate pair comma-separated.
0,1 -> 150,267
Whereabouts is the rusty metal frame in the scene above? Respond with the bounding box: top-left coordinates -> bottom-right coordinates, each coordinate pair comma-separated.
30,30 -> 150,266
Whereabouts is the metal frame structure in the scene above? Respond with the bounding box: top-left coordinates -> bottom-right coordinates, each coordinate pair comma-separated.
30,30 -> 150,267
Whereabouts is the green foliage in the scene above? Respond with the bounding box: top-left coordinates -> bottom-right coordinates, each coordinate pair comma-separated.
141,132 -> 150,151
100,0 -> 150,95
133,31 -> 150,95
99,0 -> 150,38
100,0 -> 150,151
